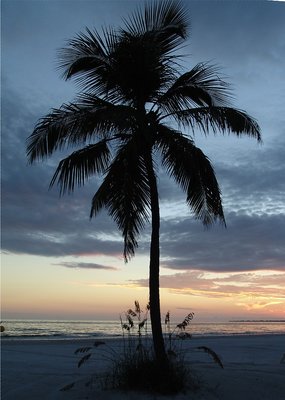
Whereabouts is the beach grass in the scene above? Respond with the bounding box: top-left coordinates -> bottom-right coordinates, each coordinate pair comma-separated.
60,302 -> 224,396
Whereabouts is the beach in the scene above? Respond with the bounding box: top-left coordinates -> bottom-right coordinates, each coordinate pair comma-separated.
1,334 -> 285,400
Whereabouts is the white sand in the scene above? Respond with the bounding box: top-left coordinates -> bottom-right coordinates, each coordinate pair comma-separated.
1,335 -> 285,400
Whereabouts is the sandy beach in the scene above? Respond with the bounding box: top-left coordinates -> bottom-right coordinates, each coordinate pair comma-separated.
1,334 -> 285,400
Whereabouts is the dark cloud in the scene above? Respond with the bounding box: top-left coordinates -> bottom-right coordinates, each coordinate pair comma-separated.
1,1 -> 284,275
55,262 -> 118,271
159,212 -> 285,272
1,84 -> 124,258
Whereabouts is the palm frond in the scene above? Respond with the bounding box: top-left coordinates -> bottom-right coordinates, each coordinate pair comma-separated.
157,63 -> 232,112
57,1 -> 190,103
169,106 -> 261,141
76,93 -> 137,133
90,139 -> 151,261
49,141 -> 111,194
27,103 -> 79,163
115,0 -> 190,104
109,34 -> 179,106
27,97 -> 134,163
156,126 -> 225,226
58,27 -> 119,92
122,0 -> 189,50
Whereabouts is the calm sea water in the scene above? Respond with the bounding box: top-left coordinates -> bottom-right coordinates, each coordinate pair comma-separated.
1,320 -> 285,340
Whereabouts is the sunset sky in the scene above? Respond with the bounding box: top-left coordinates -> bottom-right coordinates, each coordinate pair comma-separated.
1,0 -> 285,322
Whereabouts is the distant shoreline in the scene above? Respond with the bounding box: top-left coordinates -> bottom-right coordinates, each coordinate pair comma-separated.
229,320 -> 285,323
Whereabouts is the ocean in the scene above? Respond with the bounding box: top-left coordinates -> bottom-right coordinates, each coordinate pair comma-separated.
1,319 -> 285,340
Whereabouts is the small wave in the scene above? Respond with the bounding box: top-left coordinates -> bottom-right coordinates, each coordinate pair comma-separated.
2,333 -> 65,338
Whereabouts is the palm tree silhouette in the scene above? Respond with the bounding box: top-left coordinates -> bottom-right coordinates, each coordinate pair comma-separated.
27,1 -> 261,365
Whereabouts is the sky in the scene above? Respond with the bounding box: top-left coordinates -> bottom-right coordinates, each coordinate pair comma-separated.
1,0 -> 285,322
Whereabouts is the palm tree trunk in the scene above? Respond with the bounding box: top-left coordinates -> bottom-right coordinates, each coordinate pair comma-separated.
145,151 -> 168,366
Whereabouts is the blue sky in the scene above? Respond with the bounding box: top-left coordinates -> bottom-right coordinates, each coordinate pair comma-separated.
1,0 -> 285,320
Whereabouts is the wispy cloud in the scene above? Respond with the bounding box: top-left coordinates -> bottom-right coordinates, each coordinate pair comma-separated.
236,301 -> 283,311
55,262 -> 118,271
129,270 -> 285,301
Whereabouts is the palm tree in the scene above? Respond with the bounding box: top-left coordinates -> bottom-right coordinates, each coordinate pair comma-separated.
27,1 -> 261,366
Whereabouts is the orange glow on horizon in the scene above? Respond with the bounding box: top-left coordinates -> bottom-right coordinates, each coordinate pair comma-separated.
2,253 -> 285,321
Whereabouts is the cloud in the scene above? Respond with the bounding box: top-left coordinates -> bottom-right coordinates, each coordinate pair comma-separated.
129,270 -> 285,300
1,84 -> 124,258
55,262 -> 118,271
1,1 -> 284,277
1,82 -> 284,273
158,213 -> 285,272
236,301 -> 283,312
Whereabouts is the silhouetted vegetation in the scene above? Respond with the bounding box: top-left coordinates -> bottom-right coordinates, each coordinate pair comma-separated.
62,301 -> 223,395
27,0 -> 261,368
